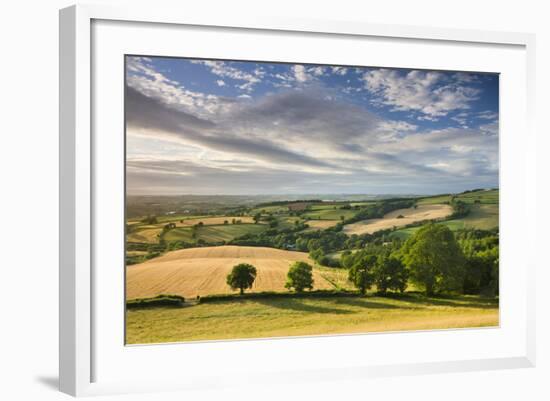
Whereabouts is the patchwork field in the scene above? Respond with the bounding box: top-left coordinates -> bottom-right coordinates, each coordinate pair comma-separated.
163,223 -> 267,243
126,246 -> 344,299
391,203 -> 498,239
303,208 -> 357,220
176,216 -> 255,226
127,227 -> 163,244
304,220 -> 340,230
126,294 -> 499,343
343,204 -> 453,236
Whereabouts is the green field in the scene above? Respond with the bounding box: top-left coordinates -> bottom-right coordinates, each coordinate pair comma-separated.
416,194 -> 452,205
303,208 -> 357,220
249,205 -> 289,215
126,294 -> 499,343
164,223 -> 268,243
391,203 -> 499,239
309,203 -> 347,210
277,216 -> 302,229
456,189 -> 499,204
417,189 -> 498,206
460,204 -> 499,229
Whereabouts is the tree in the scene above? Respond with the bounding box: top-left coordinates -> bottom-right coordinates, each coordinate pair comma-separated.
253,213 -> 262,224
401,224 -> 465,296
285,261 -> 314,292
373,255 -> 408,295
348,260 -> 375,295
309,248 -> 325,264
226,263 -> 257,295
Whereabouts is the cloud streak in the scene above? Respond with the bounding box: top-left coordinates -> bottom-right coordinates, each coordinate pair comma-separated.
125,57 -> 499,195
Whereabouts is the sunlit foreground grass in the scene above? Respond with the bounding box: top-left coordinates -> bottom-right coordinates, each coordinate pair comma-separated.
126,293 -> 499,344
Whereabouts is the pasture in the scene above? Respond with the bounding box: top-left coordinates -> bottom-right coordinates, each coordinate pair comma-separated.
303,208 -> 357,220
391,203 -> 498,239
176,216 -> 255,226
343,204 -> 453,236
163,223 -> 267,243
126,246 -> 346,299
126,293 -> 499,343
127,227 -> 163,244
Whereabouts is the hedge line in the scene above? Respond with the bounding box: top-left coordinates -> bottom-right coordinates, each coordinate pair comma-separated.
198,289 -> 361,303
126,294 -> 185,309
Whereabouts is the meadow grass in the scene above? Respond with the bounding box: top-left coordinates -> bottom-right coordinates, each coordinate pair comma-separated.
163,223 -> 268,243
456,189 -> 499,204
303,208 -> 356,220
460,204 -> 499,230
390,203 -> 498,239
126,293 -> 498,344
249,205 -> 289,215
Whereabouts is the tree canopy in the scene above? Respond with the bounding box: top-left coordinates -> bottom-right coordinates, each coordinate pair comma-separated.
401,224 -> 465,295
226,263 -> 257,295
285,261 -> 314,292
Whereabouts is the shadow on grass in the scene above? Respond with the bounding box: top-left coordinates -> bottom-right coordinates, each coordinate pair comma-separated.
331,297 -> 410,310
255,297 -> 355,315
380,292 -> 499,309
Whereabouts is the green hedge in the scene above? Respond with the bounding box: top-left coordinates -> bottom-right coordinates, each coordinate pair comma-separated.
198,289 -> 360,303
126,294 -> 185,309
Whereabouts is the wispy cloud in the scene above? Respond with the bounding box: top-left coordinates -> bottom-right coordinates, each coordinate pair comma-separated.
125,57 -> 499,195
362,69 -> 481,120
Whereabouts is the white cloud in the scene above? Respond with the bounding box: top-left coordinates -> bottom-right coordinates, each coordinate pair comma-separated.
292,65 -> 310,82
477,110 -> 498,120
331,66 -> 348,75
362,69 -> 480,119
191,60 -> 261,93
216,80 -> 225,87
450,112 -> 470,127
126,57 -> 233,118
126,58 -> 498,195
308,66 -> 326,76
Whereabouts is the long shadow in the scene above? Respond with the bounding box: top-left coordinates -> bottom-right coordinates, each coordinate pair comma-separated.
381,293 -> 499,309
331,297 -> 410,310
255,297 -> 354,315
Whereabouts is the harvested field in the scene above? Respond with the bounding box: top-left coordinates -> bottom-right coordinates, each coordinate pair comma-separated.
127,227 -> 162,244
126,246 -> 339,299
343,204 -> 453,235
304,220 -> 339,230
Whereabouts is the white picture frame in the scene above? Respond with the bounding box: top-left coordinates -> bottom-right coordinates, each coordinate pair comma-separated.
59,4 -> 536,397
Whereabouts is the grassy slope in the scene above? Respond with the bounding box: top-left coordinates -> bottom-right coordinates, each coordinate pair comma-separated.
392,190 -> 499,239
391,204 -> 498,239
303,208 -> 356,220
164,223 -> 267,243
126,294 -> 499,343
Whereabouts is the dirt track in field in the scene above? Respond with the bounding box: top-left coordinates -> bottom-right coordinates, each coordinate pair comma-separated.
343,204 -> 453,235
126,246 -> 336,299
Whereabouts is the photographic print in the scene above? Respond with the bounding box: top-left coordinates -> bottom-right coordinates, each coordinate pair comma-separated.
125,56 -> 499,344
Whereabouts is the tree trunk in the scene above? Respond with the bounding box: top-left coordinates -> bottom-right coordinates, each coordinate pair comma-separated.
240,287 -> 244,295
425,283 -> 434,297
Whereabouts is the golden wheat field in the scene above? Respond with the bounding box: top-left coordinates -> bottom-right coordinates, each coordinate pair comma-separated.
126,245 -> 341,299
343,204 -> 453,235
305,220 -> 339,230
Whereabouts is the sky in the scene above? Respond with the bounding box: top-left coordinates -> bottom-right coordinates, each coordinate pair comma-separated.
125,56 -> 499,196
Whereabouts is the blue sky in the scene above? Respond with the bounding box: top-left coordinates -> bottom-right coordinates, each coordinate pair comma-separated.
125,56 -> 499,195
